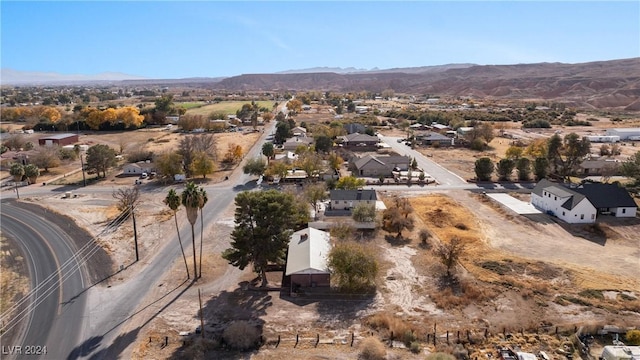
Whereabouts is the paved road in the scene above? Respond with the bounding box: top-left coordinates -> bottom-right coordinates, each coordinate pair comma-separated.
74,119 -> 279,359
378,135 -> 472,187
0,201 -> 88,360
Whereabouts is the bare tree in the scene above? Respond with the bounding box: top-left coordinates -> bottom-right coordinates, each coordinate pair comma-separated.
178,134 -> 218,177
31,146 -> 61,172
3,134 -> 26,150
436,237 -> 465,278
113,187 -> 141,261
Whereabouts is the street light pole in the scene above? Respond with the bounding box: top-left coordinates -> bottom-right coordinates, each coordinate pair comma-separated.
80,154 -> 87,187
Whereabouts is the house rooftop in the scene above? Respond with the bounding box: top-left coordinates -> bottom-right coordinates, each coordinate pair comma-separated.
574,183 -> 637,208
330,189 -> 377,201
39,133 -> 78,140
285,227 -> 331,276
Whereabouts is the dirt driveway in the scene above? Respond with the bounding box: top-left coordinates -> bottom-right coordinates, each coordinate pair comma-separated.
446,190 -> 640,290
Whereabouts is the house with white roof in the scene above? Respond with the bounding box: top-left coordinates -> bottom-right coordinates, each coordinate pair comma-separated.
285,227 -> 332,288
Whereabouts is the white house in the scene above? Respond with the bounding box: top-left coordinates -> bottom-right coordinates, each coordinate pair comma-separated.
329,189 -> 377,210
531,179 -> 597,224
291,126 -> 307,137
285,227 -> 331,288
123,161 -> 155,175
574,182 -> 638,218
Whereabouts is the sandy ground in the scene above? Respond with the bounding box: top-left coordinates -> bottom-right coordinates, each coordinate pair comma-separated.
4,117 -> 640,359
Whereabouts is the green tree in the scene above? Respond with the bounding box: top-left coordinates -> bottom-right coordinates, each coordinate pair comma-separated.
274,121 -> 291,144
243,157 -> 267,177
265,161 -> 289,182
352,203 -> 376,223
626,329 -> 640,346
474,157 -> 494,181
336,176 -> 366,190
516,157 -> 531,181
181,182 -> 207,280
24,164 -> 40,183
620,151 -> 640,184
164,189 -> 190,279
547,133 -> 590,180
304,183 -> 328,220
496,158 -> 515,181
190,151 -> 216,179
410,157 -> 418,170
314,135 -> 333,153
533,157 -> 549,181
261,142 -> 274,162
381,196 -> 415,238
154,94 -> 174,114
222,190 -> 303,287
9,163 -> 24,182
85,144 -> 116,178
328,241 -> 378,292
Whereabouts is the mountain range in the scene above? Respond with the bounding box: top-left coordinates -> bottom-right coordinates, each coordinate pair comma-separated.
3,58 -> 639,110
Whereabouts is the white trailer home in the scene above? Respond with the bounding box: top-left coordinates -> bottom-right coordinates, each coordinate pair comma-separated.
605,128 -> 640,140
586,135 -> 620,143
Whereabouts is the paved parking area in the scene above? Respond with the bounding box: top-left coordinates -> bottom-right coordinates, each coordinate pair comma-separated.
486,193 -> 541,214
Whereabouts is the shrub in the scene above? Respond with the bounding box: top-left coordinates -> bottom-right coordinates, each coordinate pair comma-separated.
359,337 -> 386,360
626,329 -> 640,345
419,229 -> 431,246
426,352 -> 456,360
454,223 -> 468,230
523,119 -> 551,128
409,341 -> 421,354
222,321 -> 261,351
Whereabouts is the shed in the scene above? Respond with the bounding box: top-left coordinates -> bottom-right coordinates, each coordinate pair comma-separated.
285,228 -> 332,288
38,133 -> 79,147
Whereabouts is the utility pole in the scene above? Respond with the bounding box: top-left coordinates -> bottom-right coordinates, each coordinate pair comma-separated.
77,121 -> 86,187
80,154 -> 87,187
131,205 -> 139,262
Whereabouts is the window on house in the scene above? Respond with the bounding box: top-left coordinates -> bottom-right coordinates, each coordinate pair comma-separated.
591,214 -> 595,219
580,214 -> 584,220
554,196 -> 557,201
622,209 -> 626,214
562,211 -> 565,216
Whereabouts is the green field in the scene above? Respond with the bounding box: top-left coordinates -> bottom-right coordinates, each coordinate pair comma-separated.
176,102 -> 207,110
185,101 -> 274,116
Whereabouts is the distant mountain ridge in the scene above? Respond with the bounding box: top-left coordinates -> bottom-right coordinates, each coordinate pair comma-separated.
211,58 -> 640,110
1,68 -> 147,85
2,59 -> 639,110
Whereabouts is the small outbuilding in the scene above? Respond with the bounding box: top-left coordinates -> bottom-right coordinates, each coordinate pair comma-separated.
285,227 -> 332,289
38,133 -> 79,147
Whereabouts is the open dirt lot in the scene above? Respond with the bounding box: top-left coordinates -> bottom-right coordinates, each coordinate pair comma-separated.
22,184 -> 638,359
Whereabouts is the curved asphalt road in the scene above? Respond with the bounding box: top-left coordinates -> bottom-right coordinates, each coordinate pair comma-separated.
0,201 -> 88,360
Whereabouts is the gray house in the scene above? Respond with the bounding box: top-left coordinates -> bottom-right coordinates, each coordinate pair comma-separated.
352,154 -> 411,177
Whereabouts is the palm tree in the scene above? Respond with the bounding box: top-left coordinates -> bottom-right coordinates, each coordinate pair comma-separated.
164,189 -> 190,279
197,186 -> 208,279
181,182 -> 203,280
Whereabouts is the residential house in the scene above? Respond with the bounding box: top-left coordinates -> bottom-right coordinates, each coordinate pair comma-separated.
340,132 -> 379,150
414,131 -> 454,147
351,154 -> 411,177
431,123 -> 451,132
329,189 -> 377,210
123,161 -> 156,176
531,179 -> 597,224
409,123 -> 428,130
574,183 -> 637,218
282,136 -> 314,151
579,159 -> 620,176
38,133 -> 79,147
291,126 -> 307,137
285,227 -> 332,289
456,127 -> 474,136
343,123 -> 366,134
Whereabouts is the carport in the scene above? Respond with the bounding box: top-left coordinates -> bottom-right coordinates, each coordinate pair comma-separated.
486,193 -> 541,215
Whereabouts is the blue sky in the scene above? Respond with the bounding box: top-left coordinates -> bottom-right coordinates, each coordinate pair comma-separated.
1,1 -> 638,79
